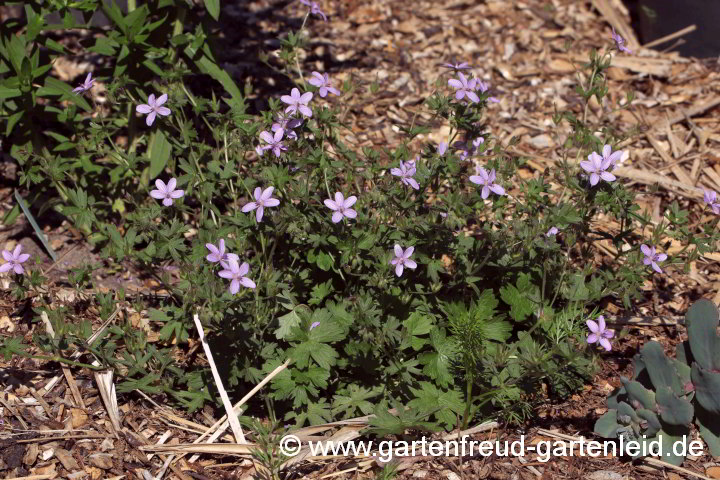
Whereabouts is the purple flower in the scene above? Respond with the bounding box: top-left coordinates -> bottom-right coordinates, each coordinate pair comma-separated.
702,189 -> 720,215
390,160 -> 420,190
587,315 -> 614,351
390,245 -> 417,277
474,80 -> 500,103
299,0 -> 327,21
641,244 -> 668,274
258,130 -> 287,157
272,112 -> 302,140
218,258 -> 256,294
611,28 -> 632,54
308,71 -> 341,98
0,244 -> 31,275
324,192 -> 357,223
453,137 -> 484,160
599,144 -> 623,171
579,150 -> 616,186
546,227 -> 559,237
72,72 -> 95,94
150,178 -> 184,206
205,239 -> 239,268
469,167 -> 505,199
310,321 -> 321,330
447,73 -> 479,103
437,142 -> 448,155
441,62 -> 471,70
242,186 -> 281,222
281,88 -> 313,118
136,93 -> 171,127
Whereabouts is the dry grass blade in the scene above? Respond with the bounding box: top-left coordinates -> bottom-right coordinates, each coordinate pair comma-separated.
94,369 -> 121,435
192,313 -> 246,444
186,358 -> 291,463
643,25 -> 698,49
141,442 -> 256,455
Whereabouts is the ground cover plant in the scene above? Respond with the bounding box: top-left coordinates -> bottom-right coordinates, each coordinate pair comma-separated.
595,299 -> 720,466
2,0 -> 720,463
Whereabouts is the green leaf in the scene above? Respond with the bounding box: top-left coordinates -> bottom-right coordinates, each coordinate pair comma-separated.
408,382 -> 463,429
691,363 -> 720,415
184,43 -> 243,101
148,130 -> 171,179
403,312 -> 432,336
275,305 -> 310,340
204,0 -> 221,20
15,190 -> 57,261
686,299 -> 720,371
593,410 -> 618,438
0,86 -> 21,100
36,77 -> 91,112
332,385 -> 381,417
315,251 -> 333,271
655,386 -> 693,426
419,329 -> 457,388
499,276 -> 535,322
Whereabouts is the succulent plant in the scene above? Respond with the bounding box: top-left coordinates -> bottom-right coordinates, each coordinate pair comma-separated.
595,299 -> 720,466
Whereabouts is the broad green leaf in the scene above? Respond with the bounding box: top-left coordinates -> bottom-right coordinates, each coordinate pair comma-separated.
184,43 -> 243,101
149,130 -> 171,178
204,0 -> 221,20
404,312 -> 432,336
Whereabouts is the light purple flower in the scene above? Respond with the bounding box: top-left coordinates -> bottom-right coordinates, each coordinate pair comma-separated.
324,192 -> 357,223
448,73 -> 479,103
258,130 -> 287,157
310,321 -> 321,330
390,245 -> 417,277
136,93 -> 171,127
242,186 -> 281,222
72,72 -> 95,94
702,189 -> 720,215
579,150 -> 616,186
281,88 -> 313,118
587,315 -> 614,351
299,0 -> 327,21
611,28 -> 632,54
150,178 -> 184,206
0,244 -> 31,275
308,71 -> 341,98
641,244 -> 667,274
599,144 -> 623,171
469,167 -> 505,199
437,142 -> 448,155
272,112 -> 302,140
390,160 -> 420,190
453,137 -> 484,160
205,239 -> 239,268
218,258 -> 256,294
441,62 -> 471,70
546,227 -> 559,237
474,80 -> 500,103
